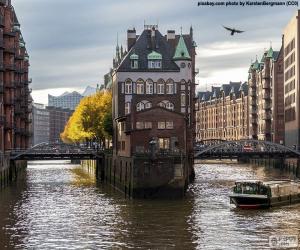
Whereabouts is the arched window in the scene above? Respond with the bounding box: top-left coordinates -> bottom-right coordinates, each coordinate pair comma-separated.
125,102 -> 131,114
125,79 -> 132,94
136,100 -> 152,112
157,79 -> 164,94
166,79 -> 174,94
158,100 -> 174,111
136,79 -> 144,94
146,79 -> 154,94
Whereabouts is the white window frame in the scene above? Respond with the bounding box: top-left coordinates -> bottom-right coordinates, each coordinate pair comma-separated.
136,81 -> 144,94
125,102 -> 131,114
146,80 -> 154,94
125,80 -> 132,94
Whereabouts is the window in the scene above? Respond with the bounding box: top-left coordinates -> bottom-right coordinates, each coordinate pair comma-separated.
122,141 -> 125,150
157,79 -> 165,94
136,79 -> 144,94
136,102 -> 144,111
125,79 -> 132,94
148,60 -> 162,69
158,122 -> 165,129
131,60 -> 138,69
166,79 -> 174,94
136,122 -> 144,129
158,100 -> 174,111
136,100 -> 152,112
159,138 -> 170,149
166,121 -> 174,129
125,102 -> 131,114
144,122 -> 152,129
146,79 -> 154,94
181,93 -> 186,106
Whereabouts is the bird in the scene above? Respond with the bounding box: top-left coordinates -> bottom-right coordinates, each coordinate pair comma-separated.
223,26 -> 244,36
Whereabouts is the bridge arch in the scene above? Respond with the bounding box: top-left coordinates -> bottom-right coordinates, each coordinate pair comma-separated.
11,142 -> 103,161
194,140 -> 300,159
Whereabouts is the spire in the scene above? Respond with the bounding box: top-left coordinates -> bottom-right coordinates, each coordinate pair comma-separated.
190,25 -> 193,39
173,35 -> 191,60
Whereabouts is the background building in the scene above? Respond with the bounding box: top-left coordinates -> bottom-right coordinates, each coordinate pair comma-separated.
0,0 -> 32,151
196,82 -> 249,141
48,86 -> 97,111
46,106 -> 72,143
32,103 -> 49,145
248,46 -> 284,143
283,10 -> 299,149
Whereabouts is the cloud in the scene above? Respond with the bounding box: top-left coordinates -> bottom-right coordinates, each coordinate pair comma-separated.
12,1 -> 300,104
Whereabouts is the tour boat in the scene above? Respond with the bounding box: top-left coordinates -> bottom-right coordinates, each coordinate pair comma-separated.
230,180 -> 300,209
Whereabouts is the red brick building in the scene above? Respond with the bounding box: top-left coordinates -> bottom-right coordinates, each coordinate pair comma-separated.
112,25 -> 197,158
0,0 -> 32,151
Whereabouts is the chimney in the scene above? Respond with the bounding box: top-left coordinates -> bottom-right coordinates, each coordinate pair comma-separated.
151,26 -> 156,49
127,28 -> 136,51
167,30 -> 176,48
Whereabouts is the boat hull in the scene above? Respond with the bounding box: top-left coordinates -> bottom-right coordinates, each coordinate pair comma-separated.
230,194 -> 300,209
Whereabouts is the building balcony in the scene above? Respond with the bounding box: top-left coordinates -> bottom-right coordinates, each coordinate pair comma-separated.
263,93 -> 271,99
249,89 -> 257,97
0,0 -> 6,6
251,108 -> 257,114
262,112 -> 272,120
251,100 -> 257,106
4,82 -> 15,89
4,45 -> 15,54
4,97 -> 14,106
251,118 -> 258,124
4,30 -> 16,37
263,103 -> 272,110
4,64 -> 15,71
263,81 -> 271,89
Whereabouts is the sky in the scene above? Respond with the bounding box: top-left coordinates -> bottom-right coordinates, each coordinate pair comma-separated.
12,0 -> 299,104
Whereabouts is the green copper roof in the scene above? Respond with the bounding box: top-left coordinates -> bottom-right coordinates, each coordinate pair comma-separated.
266,47 -> 274,58
147,51 -> 162,60
130,53 -> 139,60
261,54 -> 266,63
173,35 -> 191,60
252,59 -> 260,70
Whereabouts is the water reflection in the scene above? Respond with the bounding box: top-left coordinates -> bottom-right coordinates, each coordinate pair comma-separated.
0,161 -> 299,249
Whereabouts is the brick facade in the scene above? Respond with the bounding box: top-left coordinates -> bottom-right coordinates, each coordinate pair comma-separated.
0,0 -> 32,151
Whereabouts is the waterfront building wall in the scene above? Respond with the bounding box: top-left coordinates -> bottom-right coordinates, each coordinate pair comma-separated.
0,0 -> 32,152
196,82 -> 249,141
283,10 -> 300,148
248,46 -> 285,143
110,25 -> 197,197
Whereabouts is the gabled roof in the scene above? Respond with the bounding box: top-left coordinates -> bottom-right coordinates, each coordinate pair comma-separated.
117,29 -> 180,72
173,35 -> 191,60
252,59 -> 260,70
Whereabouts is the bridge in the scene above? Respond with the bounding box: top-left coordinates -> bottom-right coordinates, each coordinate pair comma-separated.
194,139 -> 300,159
10,142 -> 104,161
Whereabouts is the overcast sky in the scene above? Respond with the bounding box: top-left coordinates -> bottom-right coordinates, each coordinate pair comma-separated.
13,0 -> 298,104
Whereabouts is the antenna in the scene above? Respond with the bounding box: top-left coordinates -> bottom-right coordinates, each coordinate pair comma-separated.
180,26 -> 183,35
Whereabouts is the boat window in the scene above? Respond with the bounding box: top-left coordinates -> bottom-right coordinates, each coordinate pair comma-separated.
234,183 -> 269,195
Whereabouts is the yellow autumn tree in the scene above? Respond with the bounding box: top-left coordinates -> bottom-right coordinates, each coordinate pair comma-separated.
61,90 -> 112,147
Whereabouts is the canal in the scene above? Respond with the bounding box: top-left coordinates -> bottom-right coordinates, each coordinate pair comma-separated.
0,161 -> 299,249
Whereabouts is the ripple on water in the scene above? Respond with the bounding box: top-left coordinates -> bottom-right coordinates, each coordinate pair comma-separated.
0,161 -> 300,249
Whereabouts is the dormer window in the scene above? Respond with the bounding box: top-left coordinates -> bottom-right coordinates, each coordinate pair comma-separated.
147,51 -> 162,69
130,53 -> 139,69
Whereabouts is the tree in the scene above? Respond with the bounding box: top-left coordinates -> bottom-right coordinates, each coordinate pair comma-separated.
61,90 -> 112,147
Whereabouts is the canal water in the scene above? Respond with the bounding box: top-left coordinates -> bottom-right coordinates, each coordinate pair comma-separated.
0,161 -> 299,249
